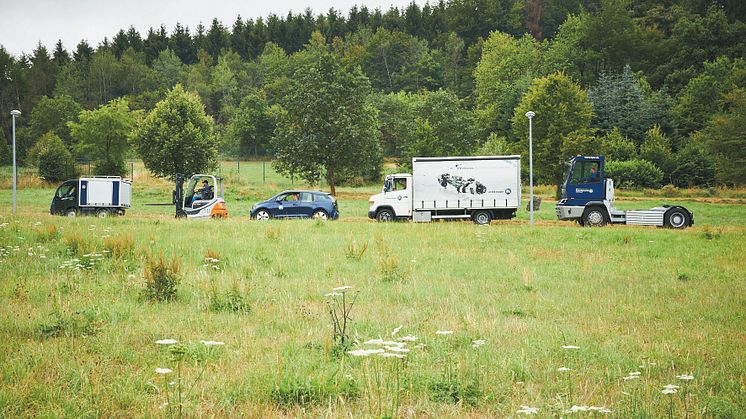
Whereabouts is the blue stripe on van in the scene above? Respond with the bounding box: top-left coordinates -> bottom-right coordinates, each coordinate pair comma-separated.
80,180 -> 88,205
112,181 -> 120,206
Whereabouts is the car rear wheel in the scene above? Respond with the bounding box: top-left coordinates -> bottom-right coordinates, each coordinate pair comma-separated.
254,209 -> 271,221
376,209 -> 395,222
312,210 -> 329,220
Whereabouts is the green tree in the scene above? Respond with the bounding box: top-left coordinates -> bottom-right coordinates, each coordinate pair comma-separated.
224,93 -> 275,158
512,71 -> 593,196
400,89 -> 479,168
69,98 -> 141,176
28,133 -> 73,182
151,49 -> 183,90
671,138 -> 715,187
698,87 -> 746,185
599,128 -> 637,161
28,95 -> 82,147
475,31 -> 542,138
368,91 -> 417,157
640,124 -> 674,181
363,28 -> 439,92
272,35 -> 381,194
131,84 -> 217,178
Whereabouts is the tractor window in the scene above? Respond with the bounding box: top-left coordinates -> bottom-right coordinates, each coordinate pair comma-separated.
570,162 -> 601,184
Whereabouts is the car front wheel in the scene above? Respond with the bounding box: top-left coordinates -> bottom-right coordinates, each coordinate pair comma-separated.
254,209 -> 272,221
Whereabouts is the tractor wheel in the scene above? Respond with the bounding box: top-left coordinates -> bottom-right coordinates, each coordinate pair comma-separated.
664,208 -> 689,229
582,206 -> 608,227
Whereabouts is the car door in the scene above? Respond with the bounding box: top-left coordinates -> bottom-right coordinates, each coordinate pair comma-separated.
274,193 -> 301,218
53,180 -> 78,213
296,192 -> 315,217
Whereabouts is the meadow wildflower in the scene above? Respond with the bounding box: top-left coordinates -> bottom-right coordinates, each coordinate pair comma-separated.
324,292 -> 343,297
662,388 -> 677,395
378,352 -> 406,358
677,374 -> 694,381
155,339 -> 178,345
435,330 -> 453,335
333,285 -> 353,291
200,340 -> 225,346
348,349 -> 385,357
562,345 -> 580,349
155,367 -> 173,374
663,384 -> 680,390
517,406 -> 539,414
364,338 -> 384,345
398,335 -> 417,342
472,339 -> 486,348
385,346 -> 410,353
391,324 -> 403,336
557,367 -> 571,372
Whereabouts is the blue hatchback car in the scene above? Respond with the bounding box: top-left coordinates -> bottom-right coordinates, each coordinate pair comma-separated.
250,190 -> 339,220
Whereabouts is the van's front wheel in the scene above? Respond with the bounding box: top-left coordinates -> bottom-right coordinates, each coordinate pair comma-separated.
376,209 -> 395,222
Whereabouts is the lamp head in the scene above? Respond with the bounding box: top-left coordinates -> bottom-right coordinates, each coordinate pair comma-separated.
10,110 -> 21,116
525,111 -> 535,119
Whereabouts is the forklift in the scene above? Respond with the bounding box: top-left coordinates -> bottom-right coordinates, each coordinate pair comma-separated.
173,174 -> 228,219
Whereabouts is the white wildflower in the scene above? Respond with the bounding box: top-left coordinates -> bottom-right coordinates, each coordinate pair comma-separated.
200,340 -> 225,346
677,374 -> 694,381
333,285 -> 353,291
324,292 -> 343,297
398,335 -> 417,342
662,388 -> 678,395
364,338 -> 384,345
623,375 -> 640,381
517,406 -> 539,414
155,367 -> 173,374
378,352 -> 406,358
557,367 -> 571,372
472,339 -> 486,348
663,384 -> 680,390
391,324 -> 403,336
435,330 -> 453,335
348,349 -> 385,357
385,346 -> 410,353
561,345 -> 580,349
155,339 -> 178,345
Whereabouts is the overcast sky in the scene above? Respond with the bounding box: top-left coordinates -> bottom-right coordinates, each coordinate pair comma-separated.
1,0 -> 421,57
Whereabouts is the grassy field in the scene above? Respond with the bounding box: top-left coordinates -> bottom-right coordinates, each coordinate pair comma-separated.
0,162 -> 745,417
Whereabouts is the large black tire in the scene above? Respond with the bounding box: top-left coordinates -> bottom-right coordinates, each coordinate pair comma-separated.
664,207 -> 689,229
472,210 -> 492,225
581,206 -> 608,227
376,208 -> 395,222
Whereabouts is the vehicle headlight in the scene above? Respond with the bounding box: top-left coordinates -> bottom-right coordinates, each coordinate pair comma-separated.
251,204 -> 257,210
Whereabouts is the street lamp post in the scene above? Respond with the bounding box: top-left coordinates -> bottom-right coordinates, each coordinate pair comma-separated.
525,111 -> 535,225
10,109 -> 21,214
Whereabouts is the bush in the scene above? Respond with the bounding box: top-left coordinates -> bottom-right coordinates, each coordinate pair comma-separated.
672,138 -> 716,187
605,159 -> 664,189
208,281 -> 251,314
599,128 -> 637,161
94,155 -> 126,176
29,133 -> 75,182
140,252 -> 181,302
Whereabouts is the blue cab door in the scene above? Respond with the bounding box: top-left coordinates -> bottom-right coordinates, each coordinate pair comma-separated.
566,158 -> 604,202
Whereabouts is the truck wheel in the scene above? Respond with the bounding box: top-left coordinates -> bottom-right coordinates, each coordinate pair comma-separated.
65,209 -> 77,217
96,209 -> 109,218
664,208 -> 689,229
472,210 -> 491,225
376,209 -> 395,222
582,206 -> 608,227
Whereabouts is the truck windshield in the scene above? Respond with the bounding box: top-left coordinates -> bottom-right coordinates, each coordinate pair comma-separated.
56,182 -> 76,198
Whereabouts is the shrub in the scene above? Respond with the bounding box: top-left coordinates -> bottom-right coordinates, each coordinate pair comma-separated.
63,234 -> 97,256
36,307 -> 102,338
103,234 -> 135,258
599,128 -> 637,161
29,133 -> 75,182
209,281 -> 251,314
672,138 -> 716,187
140,252 -> 181,302
34,224 -> 59,242
605,159 -> 663,189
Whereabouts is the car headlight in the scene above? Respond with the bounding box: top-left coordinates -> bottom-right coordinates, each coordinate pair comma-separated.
251,204 -> 257,210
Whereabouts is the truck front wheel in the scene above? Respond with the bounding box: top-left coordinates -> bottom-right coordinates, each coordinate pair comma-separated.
376,209 -> 395,222
472,210 -> 492,225
65,209 -> 78,217
664,208 -> 689,229
582,206 -> 608,227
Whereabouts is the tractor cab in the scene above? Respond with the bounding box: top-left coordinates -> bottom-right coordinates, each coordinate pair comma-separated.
174,174 -> 228,219
560,156 -> 608,204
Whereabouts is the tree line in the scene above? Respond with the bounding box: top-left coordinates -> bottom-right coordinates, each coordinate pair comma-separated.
1,0 -> 745,193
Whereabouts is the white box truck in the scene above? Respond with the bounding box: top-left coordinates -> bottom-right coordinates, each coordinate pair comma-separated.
368,156 -> 521,224
50,176 -> 132,217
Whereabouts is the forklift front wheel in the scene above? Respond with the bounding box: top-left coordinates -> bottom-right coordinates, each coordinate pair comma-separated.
582,206 -> 608,227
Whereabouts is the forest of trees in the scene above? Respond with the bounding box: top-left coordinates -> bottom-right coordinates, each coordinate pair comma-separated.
1,0 -> 745,189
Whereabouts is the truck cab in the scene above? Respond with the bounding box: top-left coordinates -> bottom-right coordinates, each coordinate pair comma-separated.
368,174 -> 413,221
51,180 -> 80,216
556,155 -> 693,228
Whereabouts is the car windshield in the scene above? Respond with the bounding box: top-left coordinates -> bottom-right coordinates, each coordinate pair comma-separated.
56,182 -> 76,198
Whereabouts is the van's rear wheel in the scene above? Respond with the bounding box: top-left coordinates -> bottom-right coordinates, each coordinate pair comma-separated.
65,209 -> 77,217
376,209 -> 395,222
472,210 -> 492,225
582,206 -> 608,227
96,209 -> 109,218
